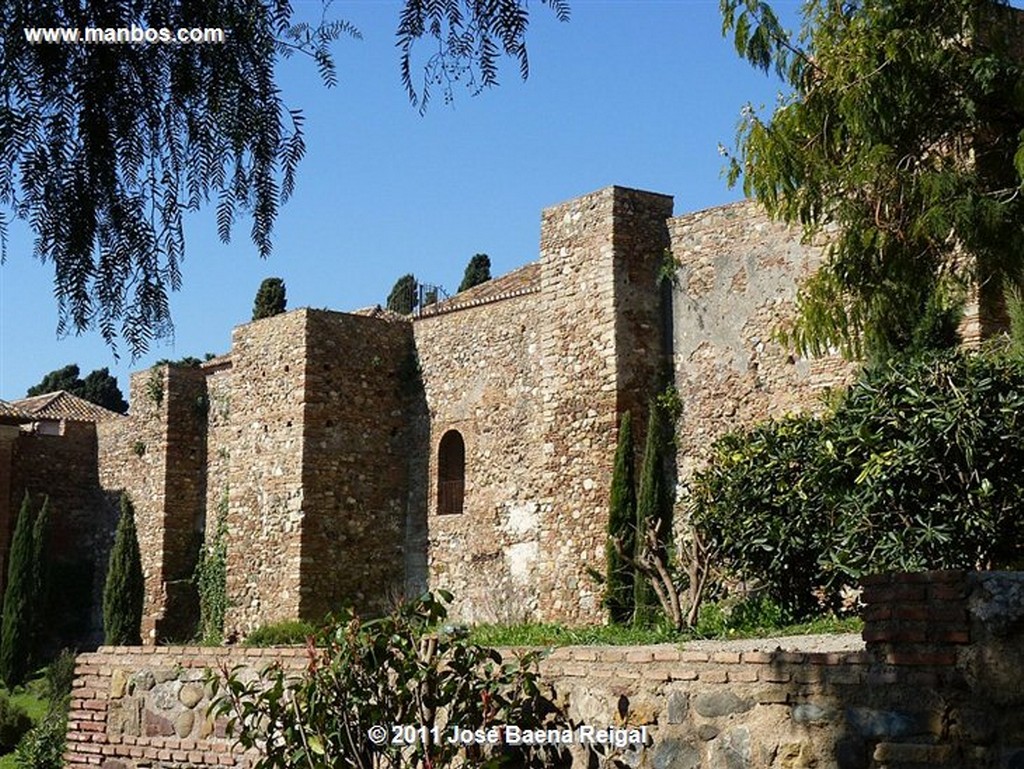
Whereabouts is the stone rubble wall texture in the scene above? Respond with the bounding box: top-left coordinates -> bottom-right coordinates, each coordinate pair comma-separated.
202,361 -> 233,555
9,420 -> 117,646
223,311 -> 310,632
44,184 -> 1005,636
668,202 -> 857,478
64,571 -> 1024,769
97,366 -> 209,643
534,187 -> 674,624
412,290 -> 546,623
297,310 -> 413,621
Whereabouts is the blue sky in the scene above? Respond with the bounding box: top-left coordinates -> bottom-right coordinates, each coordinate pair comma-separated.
0,1 -> 828,400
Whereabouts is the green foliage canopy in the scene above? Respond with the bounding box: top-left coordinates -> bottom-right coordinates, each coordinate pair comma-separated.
691,349 -> 1024,617
387,273 -> 419,315
0,494 -> 47,687
2,1 -> 568,356
458,253 -> 492,292
721,0 -> 1024,360
251,277 -> 287,321
27,364 -> 129,414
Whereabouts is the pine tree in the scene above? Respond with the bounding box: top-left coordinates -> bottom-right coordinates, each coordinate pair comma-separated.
0,495 -> 36,686
103,495 -> 145,646
458,253 -> 492,292
634,404 -> 672,626
605,411 -> 637,625
252,277 -> 287,321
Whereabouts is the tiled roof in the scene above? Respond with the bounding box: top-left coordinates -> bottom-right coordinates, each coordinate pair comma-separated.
0,400 -> 32,425
11,391 -> 124,422
418,262 -> 540,318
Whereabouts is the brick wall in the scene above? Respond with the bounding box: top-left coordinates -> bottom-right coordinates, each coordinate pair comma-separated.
63,570 -> 1024,769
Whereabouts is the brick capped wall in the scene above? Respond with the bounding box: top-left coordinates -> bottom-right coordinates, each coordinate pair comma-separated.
64,571 -> 1024,769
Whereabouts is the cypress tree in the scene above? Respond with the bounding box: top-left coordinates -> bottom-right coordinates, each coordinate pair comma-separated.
103,494 -> 144,646
458,253 -> 492,292
251,277 -> 287,321
387,274 -> 419,315
605,411 -> 637,625
0,494 -> 36,686
29,497 -> 50,666
634,404 -> 672,626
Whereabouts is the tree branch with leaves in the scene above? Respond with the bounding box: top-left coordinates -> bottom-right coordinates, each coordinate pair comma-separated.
720,0 -> 1024,361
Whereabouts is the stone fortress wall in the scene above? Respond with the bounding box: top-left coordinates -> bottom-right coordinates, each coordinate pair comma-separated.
6,185 -> 901,640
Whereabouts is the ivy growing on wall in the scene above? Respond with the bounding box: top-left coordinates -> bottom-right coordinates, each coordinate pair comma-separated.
195,491 -> 229,644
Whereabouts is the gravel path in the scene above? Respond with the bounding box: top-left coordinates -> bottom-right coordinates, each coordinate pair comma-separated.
680,632 -> 863,654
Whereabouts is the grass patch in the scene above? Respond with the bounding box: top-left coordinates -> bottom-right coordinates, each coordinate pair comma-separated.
468,603 -> 863,648
244,619 -> 318,646
469,622 -> 683,648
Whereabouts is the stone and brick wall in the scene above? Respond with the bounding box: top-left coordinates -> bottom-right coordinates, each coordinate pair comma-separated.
668,202 -> 857,478
298,310 -> 413,619
97,365 -> 209,643
224,311 -> 309,633
535,187 -> 674,624
64,571 -> 1024,769
11,419 -> 117,647
413,290 -> 546,623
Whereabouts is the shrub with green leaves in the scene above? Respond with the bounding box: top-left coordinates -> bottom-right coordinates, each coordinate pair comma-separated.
0,691 -> 32,753
14,650 -> 77,769
243,619 -> 318,647
211,592 -> 566,769
692,350 -> 1024,617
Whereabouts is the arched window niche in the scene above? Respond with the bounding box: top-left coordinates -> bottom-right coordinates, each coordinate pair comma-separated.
437,430 -> 466,515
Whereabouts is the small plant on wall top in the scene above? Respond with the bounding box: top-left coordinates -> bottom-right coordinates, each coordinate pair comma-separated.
145,368 -> 164,408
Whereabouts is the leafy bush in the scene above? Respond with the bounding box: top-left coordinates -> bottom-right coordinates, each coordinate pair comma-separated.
243,619 -> 318,647
0,692 -> 32,754
13,651 -> 76,769
692,350 -> 1024,617
213,592 -> 566,769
